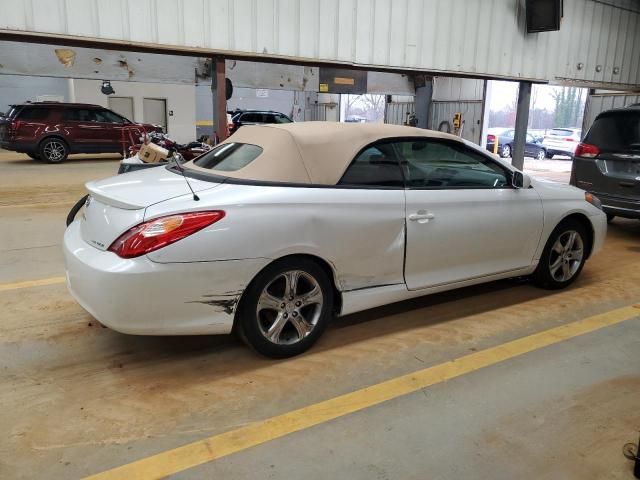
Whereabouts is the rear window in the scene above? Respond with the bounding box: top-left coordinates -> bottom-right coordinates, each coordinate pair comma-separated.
585,112 -> 640,151
549,128 -> 575,137
5,106 -> 19,119
17,107 -> 49,121
193,142 -> 263,171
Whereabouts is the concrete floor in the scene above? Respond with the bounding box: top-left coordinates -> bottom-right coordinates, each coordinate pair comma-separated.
1,151 -> 638,479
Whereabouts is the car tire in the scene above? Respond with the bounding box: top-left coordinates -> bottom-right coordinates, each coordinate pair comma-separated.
500,144 -> 512,158
536,149 -> 546,161
27,153 -> 41,160
39,138 -> 69,163
236,257 -> 334,358
532,219 -> 589,290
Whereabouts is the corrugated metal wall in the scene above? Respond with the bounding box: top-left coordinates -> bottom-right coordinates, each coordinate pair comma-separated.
1,0 -> 639,88
429,77 -> 485,144
582,93 -> 640,132
430,101 -> 484,144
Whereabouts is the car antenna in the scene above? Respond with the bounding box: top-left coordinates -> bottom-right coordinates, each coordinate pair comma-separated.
172,155 -> 200,201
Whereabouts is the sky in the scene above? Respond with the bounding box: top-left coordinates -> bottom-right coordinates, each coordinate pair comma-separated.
489,80 -> 559,112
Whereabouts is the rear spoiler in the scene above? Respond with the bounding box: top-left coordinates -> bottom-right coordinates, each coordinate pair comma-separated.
85,181 -> 146,210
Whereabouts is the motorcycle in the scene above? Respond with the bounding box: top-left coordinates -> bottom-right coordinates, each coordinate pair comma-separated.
66,133 -> 212,226
118,131 -> 211,173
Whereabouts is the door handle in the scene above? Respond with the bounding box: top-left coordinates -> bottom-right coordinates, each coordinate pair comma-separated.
408,212 -> 435,222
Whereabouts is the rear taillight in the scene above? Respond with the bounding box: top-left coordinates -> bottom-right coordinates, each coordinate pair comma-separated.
9,120 -> 21,139
574,143 -> 600,158
487,134 -> 496,142
108,211 -> 225,258
564,137 -> 575,142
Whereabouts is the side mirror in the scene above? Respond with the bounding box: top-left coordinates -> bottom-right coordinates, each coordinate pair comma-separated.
512,171 -> 532,189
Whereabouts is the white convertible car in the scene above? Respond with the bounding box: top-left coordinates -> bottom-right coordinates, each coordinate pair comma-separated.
64,122 -> 606,357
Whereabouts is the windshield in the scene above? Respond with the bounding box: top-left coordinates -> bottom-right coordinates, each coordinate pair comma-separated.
193,142 -> 263,171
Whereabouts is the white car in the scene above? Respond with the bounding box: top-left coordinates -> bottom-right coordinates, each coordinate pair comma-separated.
64,122 -> 606,357
542,127 -> 582,158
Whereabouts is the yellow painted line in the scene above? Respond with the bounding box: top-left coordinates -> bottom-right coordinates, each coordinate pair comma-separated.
195,120 -> 214,126
0,276 -> 66,292
85,303 -> 640,480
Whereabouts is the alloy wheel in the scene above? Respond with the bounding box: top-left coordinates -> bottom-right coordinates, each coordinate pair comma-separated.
256,270 -> 323,345
502,144 -> 511,157
43,141 -> 66,162
537,149 -> 546,161
548,230 -> 584,282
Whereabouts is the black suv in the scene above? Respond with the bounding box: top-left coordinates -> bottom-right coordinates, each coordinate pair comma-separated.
228,110 -> 293,135
571,106 -> 640,220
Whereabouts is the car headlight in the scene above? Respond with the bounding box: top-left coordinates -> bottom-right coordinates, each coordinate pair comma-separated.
585,192 -> 603,210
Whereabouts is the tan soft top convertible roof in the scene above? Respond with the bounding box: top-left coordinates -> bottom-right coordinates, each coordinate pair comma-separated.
186,121 -> 465,185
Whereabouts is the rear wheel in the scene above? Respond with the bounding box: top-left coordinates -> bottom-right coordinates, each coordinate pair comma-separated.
533,219 -> 589,289
500,144 -> 512,158
536,149 -> 546,161
40,138 -> 69,163
236,258 -> 333,358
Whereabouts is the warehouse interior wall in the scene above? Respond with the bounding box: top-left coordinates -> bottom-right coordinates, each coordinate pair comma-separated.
73,80 -> 196,143
0,74 -> 68,113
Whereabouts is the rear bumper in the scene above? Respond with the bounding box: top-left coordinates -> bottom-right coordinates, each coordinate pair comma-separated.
596,193 -> 640,218
0,140 -> 36,153
542,143 -> 575,155
63,221 -> 270,335
571,158 -> 640,218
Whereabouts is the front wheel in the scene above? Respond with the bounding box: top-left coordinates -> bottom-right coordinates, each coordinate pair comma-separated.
532,219 -> 589,289
500,144 -> 512,158
536,149 -> 546,161
236,258 -> 334,358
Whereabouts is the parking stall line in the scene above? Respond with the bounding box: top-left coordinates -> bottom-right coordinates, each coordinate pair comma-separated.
0,276 -> 66,292
83,303 -> 640,480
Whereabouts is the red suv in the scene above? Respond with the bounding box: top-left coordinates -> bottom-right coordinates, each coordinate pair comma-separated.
0,102 -> 162,163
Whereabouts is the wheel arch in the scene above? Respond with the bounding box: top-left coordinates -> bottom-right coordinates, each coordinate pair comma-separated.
234,253 -> 343,330
556,212 -> 595,258
38,135 -> 71,155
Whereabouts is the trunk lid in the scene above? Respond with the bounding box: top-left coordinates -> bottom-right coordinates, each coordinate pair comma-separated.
583,111 -> 640,199
80,165 -> 221,250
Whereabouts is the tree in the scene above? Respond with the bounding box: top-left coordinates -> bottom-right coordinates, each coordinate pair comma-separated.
552,86 -> 586,127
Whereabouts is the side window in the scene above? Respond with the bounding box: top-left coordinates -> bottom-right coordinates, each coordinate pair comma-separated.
17,108 -> 49,121
263,114 -> 277,123
63,109 -> 92,122
241,113 -> 263,123
338,143 -> 404,188
274,114 -> 292,124
95,109 -> 123,123
395,140 -> 509,189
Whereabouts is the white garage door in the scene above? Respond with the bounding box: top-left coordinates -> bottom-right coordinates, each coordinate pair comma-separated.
108,97 -> 134,121
143,98 -> 167,132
